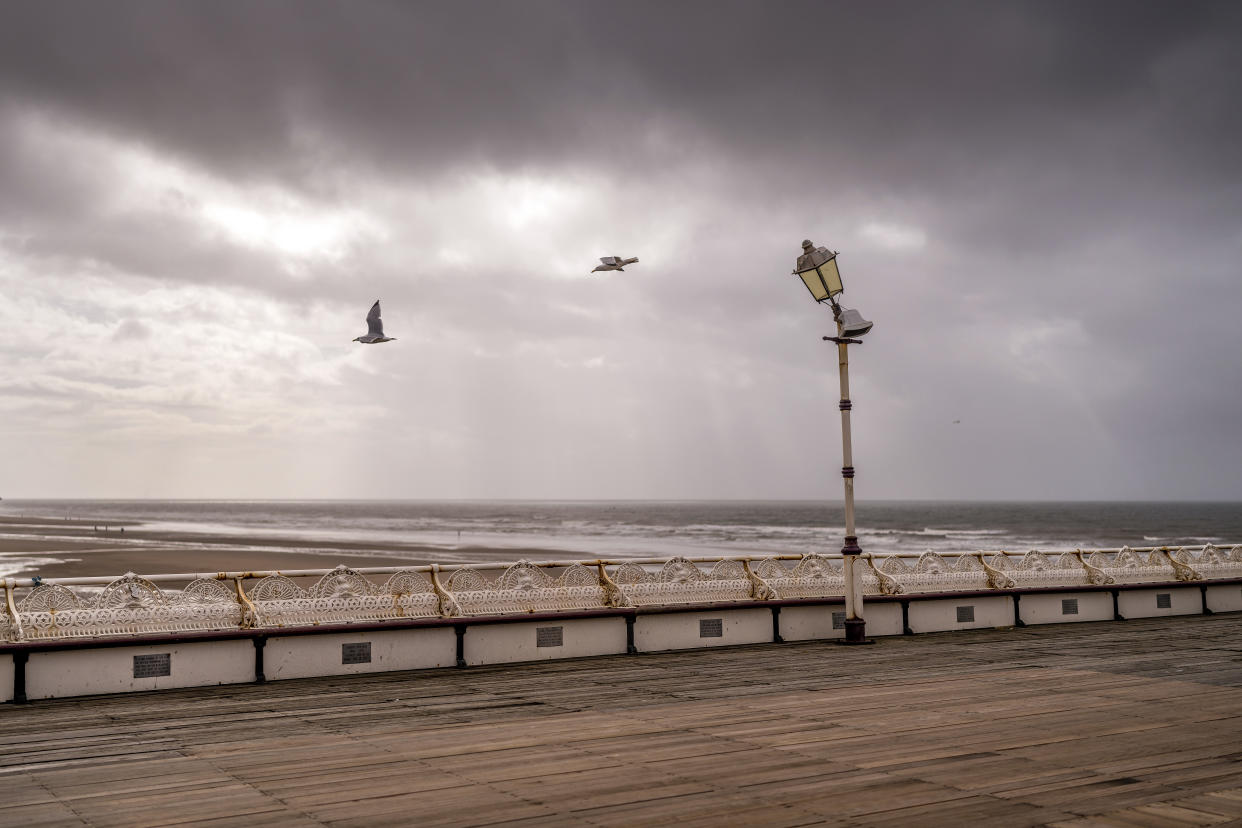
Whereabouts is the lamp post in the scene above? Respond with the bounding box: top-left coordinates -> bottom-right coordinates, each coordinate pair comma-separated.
793,240 -> 874,644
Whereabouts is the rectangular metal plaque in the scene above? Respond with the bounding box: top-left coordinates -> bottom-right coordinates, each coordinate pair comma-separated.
342,642 -> 372,664
831,611 -> 846,630
133,653 -> 171,678
956,605 -> 975,623
536,626 -> 563,648
699,618 -> 723,638
1061,598 -> 1079,615
1156,593 -> 1172,609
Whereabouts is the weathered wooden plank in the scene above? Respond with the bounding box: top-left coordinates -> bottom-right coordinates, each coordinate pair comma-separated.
754,774 -> 979,819
419,744 -> 622,784
488,765 -> 713,812
0,775 -> 59,807
63,784 -> 290,828
1161,790 -> 1242,819
566,730 -> 749,763
836,794 -> 1075,828
299,783 -> 551,825
569,790 -> 824,827
1,614 -> 1240,827
37,770 -> 235,801
0,802 -> 90,828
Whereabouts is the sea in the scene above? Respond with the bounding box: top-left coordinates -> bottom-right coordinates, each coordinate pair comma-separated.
2,499 -> 1240,563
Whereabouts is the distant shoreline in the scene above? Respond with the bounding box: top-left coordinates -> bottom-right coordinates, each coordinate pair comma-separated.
0,516 -> 590,580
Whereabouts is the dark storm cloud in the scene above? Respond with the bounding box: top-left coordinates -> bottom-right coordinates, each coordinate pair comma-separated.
5,0 -> 1236,311
1,1 -> 1240,499
3,2 -> 1238,184
4,1 -> 1240,265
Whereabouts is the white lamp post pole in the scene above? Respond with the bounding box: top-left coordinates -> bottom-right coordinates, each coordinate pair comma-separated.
791,240 -> 872,645
828,305 -> 866,644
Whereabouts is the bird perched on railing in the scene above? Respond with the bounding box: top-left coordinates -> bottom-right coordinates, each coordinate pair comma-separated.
353,300 -> 396,344
592,256 -> 639,273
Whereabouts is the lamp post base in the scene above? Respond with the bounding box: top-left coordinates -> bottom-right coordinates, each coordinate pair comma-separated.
837,618 -> 874,645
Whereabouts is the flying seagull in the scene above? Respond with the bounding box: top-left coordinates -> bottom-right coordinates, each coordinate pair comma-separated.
353,300 -> 396,344
592,256 -> 639,273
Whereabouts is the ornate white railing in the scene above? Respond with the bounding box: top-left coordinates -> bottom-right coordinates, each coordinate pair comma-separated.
3,544 -> 1241,643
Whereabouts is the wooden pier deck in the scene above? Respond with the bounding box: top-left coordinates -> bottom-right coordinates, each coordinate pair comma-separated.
3,615 -> 1242,827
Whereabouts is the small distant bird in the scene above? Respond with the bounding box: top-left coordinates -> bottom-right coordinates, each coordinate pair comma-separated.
592,256 -> 639,273
353,300 -> 396,344
953,419 -> 961,424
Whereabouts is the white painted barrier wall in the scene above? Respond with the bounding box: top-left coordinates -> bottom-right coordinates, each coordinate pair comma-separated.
907,596 -> 1014,634
0,654 -> 11,703
7,593 -> 1241,703
265,628 -> 456,680
1206,585 -> 1242,614
1117,588 -> 1199,619
633,608 -> 770,652
779,603 -> 903,640
1019,592 -> 1114,625
25,640 -> 254,700
464,617 -> 627,666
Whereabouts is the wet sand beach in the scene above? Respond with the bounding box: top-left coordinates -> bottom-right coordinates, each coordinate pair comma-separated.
0,517 -> 585,581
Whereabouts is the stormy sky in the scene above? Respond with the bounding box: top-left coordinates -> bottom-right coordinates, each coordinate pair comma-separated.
1,1 -> 1240,500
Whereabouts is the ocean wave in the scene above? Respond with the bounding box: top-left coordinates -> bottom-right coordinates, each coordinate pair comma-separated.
0,554 -> 77,579
7,499 -> 1237,567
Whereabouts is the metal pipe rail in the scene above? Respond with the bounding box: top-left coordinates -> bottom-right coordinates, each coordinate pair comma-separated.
2,544 -> 1239,643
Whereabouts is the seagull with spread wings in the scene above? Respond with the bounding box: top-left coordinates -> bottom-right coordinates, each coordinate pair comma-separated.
591,256 -> 639,273
353,300 -> 396,344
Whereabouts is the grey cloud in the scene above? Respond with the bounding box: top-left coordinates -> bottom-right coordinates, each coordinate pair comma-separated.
3,3 -> 1237,185
1,1 -> 1240,499
112,319 -> 150,342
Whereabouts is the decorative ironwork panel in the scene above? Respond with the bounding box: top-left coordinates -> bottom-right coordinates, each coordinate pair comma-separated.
982,551 -> 1086,589
447,560 -> 609,616
1170,545 -> 1237,580
17,576 -> 242,640
19,584 -> 83,613
381,570 -> 437,596
872,552 -> 991,593
246,567 -> 440,628
1088,547 -> 1176,584
758,554 -> 845,599
311,567 -> 376,599
99,574 -> 167,609
181,579 -> 235,604
609,557 -> 753,606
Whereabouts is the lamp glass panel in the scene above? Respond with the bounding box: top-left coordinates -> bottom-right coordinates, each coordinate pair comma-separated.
798,268 -> 829,302
818,258 -> 843,297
